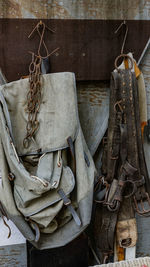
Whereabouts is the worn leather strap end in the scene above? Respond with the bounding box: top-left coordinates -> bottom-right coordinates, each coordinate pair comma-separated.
116,218 -> 137,248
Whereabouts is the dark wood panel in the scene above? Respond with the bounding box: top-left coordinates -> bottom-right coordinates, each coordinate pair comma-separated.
0,19 -> 149,81
27,234 -> 88,267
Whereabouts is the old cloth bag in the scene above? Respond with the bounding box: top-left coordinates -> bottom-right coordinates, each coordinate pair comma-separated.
0,72 -> 96,249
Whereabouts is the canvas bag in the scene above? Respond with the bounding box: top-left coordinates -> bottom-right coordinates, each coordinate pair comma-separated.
0,72 -> 96,249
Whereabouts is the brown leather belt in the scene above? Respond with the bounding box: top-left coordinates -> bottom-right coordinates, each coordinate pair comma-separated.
94,66 -> 150,263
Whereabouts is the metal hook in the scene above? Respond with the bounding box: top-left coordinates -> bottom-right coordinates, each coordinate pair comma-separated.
28,20 -> 55,39
115,20 -> 128,55
28,20 -> 59,59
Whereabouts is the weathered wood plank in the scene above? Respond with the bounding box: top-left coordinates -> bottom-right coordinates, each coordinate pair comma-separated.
0,0 -> 149,20
0,19 -> 149,81
136,207 -> 150,257
77,81 -> 109,155
0,218 -> 26,247
0,244 -> 27,267
135,44 -> 150,258
27,234 -> 88,267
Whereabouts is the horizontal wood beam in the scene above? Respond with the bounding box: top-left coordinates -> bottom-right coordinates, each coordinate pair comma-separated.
0,19 -> 149,81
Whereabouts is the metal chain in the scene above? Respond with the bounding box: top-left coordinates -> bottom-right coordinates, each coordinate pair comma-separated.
23,21 -> 59,148
23,53 -> 42,148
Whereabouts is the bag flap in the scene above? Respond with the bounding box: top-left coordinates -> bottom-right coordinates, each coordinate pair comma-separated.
1,72 -> 79,155
14,166 -> 75,217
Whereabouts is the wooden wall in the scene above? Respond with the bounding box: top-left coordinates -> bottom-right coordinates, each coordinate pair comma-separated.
0,0 -> 149,20
0,0 -> 150,264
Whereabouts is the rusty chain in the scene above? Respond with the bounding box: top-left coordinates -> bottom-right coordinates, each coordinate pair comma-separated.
23,21 -> 59,148
23,53 -> 42,148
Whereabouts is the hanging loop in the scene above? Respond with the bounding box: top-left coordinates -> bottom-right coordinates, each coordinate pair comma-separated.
115,54 -> 133,71
114,21 -> 134,71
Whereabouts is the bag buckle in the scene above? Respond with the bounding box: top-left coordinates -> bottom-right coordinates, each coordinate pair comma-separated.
133,192 -> 150,216
64,199 -> 71,206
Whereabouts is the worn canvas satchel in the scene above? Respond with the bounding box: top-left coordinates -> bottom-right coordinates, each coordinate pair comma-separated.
0,72 -> 96,249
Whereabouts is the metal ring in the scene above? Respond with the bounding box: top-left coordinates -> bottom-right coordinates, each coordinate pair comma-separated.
114,54 -> 134,71
107,200 -> 120,212
124,180 -> 137,198
29,62 -> 36,73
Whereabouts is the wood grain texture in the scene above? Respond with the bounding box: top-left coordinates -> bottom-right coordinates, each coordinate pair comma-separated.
0,19 -> 149,81
0,244 -> 27,267
27,234 -> 88,267
0,0 -> 149,20
140,45 -> 150,119
77,81 -> 109,155
139,47 -> 150,258
0,0 -> 149,264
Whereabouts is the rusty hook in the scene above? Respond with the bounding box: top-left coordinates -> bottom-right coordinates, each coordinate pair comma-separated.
115,20 -> 128,55
28,20 -> 55,39
114,100 -> 123,113
28,20 -> 59,59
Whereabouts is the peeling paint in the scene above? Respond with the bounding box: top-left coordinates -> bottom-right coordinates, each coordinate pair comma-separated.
78,87 -> 108,106
0,0 -> 21,18
0,244 -> 27,266
0,0 -> 149,19
77,82 -> 109,154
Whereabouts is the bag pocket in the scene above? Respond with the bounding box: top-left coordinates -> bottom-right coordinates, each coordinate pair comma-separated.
14,164 -> 75,215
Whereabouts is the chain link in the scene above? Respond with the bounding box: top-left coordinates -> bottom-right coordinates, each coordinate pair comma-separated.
23,54 -> 42,148
23,21 -> 59,148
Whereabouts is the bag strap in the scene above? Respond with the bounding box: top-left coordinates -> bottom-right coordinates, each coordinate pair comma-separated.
0,91 -> 14,142
57,188 -> 81,226
67,136 -> 76,175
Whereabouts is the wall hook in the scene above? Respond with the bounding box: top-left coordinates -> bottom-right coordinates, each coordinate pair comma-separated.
28,20 -> 59,59
28,20 -> 55,39
115,20 -> 128,55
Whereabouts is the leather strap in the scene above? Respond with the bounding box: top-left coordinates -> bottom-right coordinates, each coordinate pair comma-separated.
96,69 -> 150,262
67,136 -> 76,175
57,188 -> 81,226
94,204 -> 117,263
41,58 -> 50,74
25,217 -> 40,242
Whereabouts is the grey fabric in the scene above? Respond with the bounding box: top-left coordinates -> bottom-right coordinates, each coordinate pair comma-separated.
1,72 -> 79,156
0,72 -> 96,249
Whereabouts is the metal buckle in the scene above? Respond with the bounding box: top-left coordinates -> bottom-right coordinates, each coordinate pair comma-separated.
94,177 -> 109,204
64,199 -> 71,206
106,199 -> 121,212
133,192 -> 150,216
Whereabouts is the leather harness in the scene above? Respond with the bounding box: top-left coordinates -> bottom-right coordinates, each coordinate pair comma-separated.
94,56 -> 150,263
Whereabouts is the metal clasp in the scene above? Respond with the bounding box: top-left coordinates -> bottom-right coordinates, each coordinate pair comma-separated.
133,192 -> 150,216
64,199 -> 71,206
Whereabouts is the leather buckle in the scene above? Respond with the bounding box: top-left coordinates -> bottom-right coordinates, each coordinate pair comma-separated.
133,192 -> 150,216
